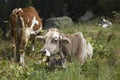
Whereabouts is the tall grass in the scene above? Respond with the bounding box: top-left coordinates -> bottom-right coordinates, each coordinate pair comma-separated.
0,19 -> 120,80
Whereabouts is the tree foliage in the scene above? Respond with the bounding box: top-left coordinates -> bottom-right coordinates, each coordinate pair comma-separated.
0,0 -> 120,30
98,0 -> 120,15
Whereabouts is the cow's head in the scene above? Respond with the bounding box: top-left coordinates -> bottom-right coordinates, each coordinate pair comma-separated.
36,28 -> 71,56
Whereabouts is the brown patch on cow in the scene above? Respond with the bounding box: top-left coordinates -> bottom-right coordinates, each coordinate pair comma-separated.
23,7 -> 42,31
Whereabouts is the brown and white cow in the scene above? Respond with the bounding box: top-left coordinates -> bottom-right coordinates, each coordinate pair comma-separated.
36,28 -> 93,68
9,6 -> 42,66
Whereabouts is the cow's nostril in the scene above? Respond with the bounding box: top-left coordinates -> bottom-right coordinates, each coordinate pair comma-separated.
40,49 -> 46,55
42,50 -> 46,54
40,49 -> 51,57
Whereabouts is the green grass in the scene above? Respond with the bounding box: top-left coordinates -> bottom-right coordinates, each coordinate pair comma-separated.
0,19 -> 120,80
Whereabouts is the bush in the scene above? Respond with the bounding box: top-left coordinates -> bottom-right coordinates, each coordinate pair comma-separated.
98,0 -> 120,15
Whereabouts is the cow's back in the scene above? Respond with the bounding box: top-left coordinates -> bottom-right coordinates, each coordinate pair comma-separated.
10,7 -> 42,29
62,32 -> 87,61
21,7 -> 42,30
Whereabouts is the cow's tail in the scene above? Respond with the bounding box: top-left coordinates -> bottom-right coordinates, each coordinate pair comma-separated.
14,8 -> 25,44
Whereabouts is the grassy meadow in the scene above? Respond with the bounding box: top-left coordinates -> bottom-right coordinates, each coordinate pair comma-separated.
0,19 -> 120,80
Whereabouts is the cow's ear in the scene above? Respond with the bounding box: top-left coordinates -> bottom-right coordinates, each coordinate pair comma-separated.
36,35 -> 45,41
60,36 -> 71,44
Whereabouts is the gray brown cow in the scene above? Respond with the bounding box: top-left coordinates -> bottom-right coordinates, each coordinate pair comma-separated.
36,28 -> 93,68
9,6 -> 42,66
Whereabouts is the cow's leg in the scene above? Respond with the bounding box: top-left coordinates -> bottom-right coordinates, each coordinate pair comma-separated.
11,36 -> 17,62
20,50 -> 25,66
30,34 -> 35,52
19,39 -> 27,66
12,44 -> 16,62
31,39 -> 35,52
16,43 -> 20,63
59,52 -> 67,68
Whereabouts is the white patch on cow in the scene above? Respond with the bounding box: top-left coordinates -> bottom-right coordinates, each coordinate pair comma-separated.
53,32 -> 59,38
25,16 -> 40,38
31,29 -> 38,34
46,31 -> 59,39
32,44 -> 35,51
25,28 -> 31,38
18,8 -> 23,12
27,19 -> 30,23
20,52 -> 25,65
30,16 -> 39,28
12,8 -> 23,14
45,49 -> 51,56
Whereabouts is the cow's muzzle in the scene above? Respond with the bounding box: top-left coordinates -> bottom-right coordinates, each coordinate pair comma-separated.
40,49 -> 51,57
